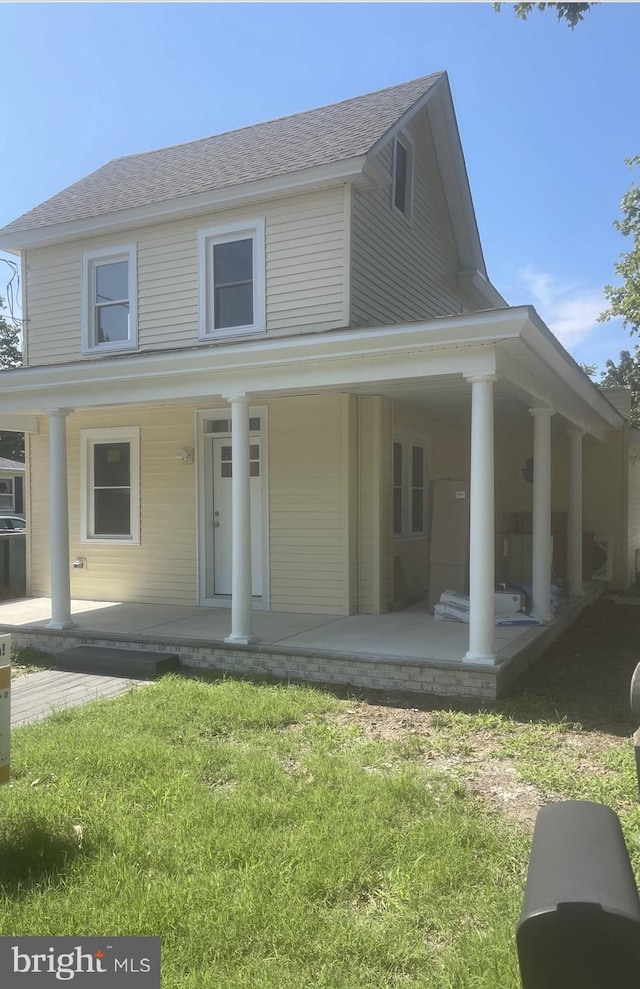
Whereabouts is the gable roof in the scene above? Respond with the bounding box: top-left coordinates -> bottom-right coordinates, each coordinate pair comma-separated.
0,73 -> 443,237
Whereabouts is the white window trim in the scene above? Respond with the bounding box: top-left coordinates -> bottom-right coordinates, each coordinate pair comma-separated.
393,431 -> 429,541
198,217 -> 266,340
391,132 -> 415,223
80,426 -> 141,545
81,243 -> 138,355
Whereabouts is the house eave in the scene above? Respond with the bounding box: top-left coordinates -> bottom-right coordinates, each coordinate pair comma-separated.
0,307 -> 621,443
0,157 -> 369,251
0,308 -> 527,416
521,307 -> 625,431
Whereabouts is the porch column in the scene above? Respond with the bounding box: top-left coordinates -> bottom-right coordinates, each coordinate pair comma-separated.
567,429 -> 585,599
530,407 -> 554,622
464,374 -> 497,664
225,396 -> 257,644
47,409 -> 75,630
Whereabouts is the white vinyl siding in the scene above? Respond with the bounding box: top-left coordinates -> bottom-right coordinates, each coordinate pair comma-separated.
29,407 -> 199,605
24,188 -> 347,366
351,114 -> 473,326
268,394 -> 348,615
29,395 -> 352,612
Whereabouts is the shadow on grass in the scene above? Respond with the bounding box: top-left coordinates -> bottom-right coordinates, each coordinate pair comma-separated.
178,596 -> 640,739
0,819 -> 89,894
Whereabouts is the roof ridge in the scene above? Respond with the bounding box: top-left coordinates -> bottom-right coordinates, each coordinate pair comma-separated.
110,72 -> 445,164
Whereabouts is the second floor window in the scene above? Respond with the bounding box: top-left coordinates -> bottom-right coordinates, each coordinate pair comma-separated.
82,244 -> 138,354
198,218 -> 266,338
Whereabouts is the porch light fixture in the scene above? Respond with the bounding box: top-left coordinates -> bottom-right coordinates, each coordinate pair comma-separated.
175,448 -> 194,464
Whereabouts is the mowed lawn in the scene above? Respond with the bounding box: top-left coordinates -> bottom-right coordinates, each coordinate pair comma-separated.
0,672 -> 638,988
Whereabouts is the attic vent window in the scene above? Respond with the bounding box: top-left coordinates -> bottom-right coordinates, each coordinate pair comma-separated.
198,218 -> 266,339
392,134 -> 414,220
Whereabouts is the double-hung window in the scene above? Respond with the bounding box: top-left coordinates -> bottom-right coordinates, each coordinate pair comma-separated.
82,244 -> 138,353
392,134 -> 414,221
81,427 -> 140,543
198,218 -> 266,338
393,435 -> 428,538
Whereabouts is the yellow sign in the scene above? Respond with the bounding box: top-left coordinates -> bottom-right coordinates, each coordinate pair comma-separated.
0,634 -> 11,786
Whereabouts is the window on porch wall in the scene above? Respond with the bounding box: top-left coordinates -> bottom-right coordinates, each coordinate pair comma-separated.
80,426 -> 140,544
393,438 -> 428,538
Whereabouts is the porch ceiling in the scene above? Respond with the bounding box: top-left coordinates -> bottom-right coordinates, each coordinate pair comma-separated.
356,375 -> 584,435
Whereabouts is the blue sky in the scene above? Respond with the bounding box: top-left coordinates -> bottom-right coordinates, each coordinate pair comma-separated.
0,1 -> 638,373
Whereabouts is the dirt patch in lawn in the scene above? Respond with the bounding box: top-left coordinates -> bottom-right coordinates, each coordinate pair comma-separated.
326,593 -> 640,828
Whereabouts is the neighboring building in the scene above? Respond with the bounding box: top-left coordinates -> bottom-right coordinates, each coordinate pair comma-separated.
0,72 -> 635,693
0,457 -> 25,514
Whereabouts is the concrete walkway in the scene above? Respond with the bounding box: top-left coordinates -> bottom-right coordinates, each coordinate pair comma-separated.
10,669 -> 142,727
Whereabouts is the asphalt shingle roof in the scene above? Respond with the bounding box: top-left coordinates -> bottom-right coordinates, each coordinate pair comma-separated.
0,73 -> 443,238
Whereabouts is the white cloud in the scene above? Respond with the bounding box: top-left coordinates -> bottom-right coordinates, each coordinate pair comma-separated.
516,266 -> 606,351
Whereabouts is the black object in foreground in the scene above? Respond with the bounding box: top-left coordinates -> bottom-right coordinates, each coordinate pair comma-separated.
517,800 -> 640,988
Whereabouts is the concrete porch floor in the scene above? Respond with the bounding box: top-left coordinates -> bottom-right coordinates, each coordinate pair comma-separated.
0,586 -> 602,700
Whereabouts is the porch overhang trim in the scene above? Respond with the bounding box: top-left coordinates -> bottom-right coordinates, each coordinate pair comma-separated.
521,309 -> 625,431
0,158 -> 369,252
0,345 -> 499,415
0,310 -> 530,414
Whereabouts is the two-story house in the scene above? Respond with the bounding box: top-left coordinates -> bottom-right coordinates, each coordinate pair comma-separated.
0,72 -> 636,699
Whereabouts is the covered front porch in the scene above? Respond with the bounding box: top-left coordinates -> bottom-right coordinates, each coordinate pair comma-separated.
0,584 -> 602,700
0,306 -> 627,699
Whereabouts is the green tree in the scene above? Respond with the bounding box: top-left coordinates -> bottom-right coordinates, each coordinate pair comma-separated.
599,347 -> 640,428
599,156 -> 640,337
492,3 -> 595,28
0,297 -> 24,462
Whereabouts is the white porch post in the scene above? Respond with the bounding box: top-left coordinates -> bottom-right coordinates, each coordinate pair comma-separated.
225,396 -> 257,644
530,407 -> 554,622
567,429 -> 584,599
464,374 -> 497,664
47,409 -> 75,630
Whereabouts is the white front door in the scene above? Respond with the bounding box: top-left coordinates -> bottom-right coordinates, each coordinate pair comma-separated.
199,411 -> 267,605
211,436 -> 263,596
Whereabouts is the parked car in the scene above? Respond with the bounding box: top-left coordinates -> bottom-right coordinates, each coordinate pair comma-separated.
0,515 -> 26,531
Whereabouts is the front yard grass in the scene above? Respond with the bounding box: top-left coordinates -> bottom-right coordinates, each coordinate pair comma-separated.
0,669 -> 638,988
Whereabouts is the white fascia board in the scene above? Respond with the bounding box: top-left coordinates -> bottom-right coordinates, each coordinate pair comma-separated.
426,79 -> 491,282
0,348 -> 498,414
366,76 -> 445,158
521,308 -> 625,431
0,415 -> 39,434
0,309 -> 528,414
458,269 -> 508,310
0,157 -> 368,251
